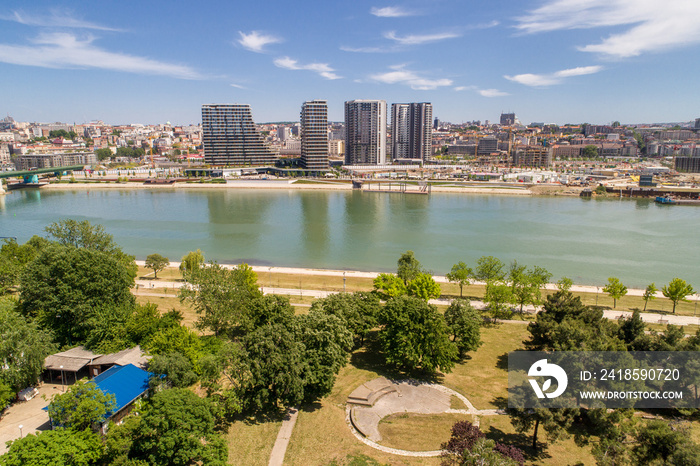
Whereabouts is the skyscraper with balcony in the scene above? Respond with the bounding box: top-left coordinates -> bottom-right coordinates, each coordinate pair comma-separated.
344,100 -> 386,165
201,104 -> 278,166
391,102 -> 433,162
300,100 -> 329,170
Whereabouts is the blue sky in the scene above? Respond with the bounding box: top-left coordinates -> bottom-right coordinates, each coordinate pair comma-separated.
1,0 -> 699,126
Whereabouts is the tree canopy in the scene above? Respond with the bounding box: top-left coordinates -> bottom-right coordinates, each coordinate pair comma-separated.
1,428 -> 104,466
0,299 -> 56,393
20,245 -> 136,346
48,380 -> 117,431
179,262 -> 262,336
129,388 -> 227,466
446,262 -> 472,298
662,278 -> 694,314
378,295 -> 456,374
602,277 -> 627,308
444,299 -> 482,358
144,253 -> 169,279
397,250 -> 424,284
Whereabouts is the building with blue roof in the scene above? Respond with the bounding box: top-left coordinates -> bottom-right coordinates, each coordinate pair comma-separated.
93,364 -> 151,432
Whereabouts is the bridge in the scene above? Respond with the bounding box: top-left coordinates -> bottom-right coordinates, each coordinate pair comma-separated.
0,165 -> 85,188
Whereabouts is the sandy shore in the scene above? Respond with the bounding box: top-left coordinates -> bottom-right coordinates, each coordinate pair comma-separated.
135,261 -> 698,301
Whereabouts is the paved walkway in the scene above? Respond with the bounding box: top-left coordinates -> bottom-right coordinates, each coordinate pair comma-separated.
346,378 -> 503,457
133,280 -> 700,328
0,383 -> 62,454
268,407 -> 299,466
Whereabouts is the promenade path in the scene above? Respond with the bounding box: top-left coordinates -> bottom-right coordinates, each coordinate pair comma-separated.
134,280 -> 700,328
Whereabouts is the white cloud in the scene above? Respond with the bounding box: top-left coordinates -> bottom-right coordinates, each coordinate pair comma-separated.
370,6 -> 417,17
273,56 -> 341,80
237,31 -> 282,53
230,83 -> 246,89
340,45 -> 396,53
454,86 -> 469,91
514,0 -> 700,58
0,33 -> 205,79
384,31 -> 460,45
505,65 -> 602,86
370,65 -> 452,90
0,9 -> 121,31
478,88 -> 509,97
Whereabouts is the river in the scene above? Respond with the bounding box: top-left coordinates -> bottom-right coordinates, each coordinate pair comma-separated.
1,187 -> 697,288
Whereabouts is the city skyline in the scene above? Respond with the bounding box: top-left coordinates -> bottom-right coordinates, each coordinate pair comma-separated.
1,1 -> 699,125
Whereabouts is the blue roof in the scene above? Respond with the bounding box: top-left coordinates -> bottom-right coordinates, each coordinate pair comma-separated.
93,364 -> 151,416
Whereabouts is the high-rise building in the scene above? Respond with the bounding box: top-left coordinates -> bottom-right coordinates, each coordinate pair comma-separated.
300,100 -> 329,170
201,104 -> 278,166
391,102 -> 433,162
344,100 -> 386,165
500,112 -> 517,126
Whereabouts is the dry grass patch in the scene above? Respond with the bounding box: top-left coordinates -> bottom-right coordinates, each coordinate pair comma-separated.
137,265 -> 183,281
478,415 -> 596,466
443,323 -> 529,410
378,413 -> 473,451
226,417 -> 282,466
133,295 -> 199,329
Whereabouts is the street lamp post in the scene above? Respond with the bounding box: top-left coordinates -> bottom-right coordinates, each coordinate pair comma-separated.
343,272 -> 346,293
18,425 -> 23,438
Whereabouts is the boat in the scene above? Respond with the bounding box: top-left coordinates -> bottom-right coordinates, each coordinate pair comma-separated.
655,195 -> 676,205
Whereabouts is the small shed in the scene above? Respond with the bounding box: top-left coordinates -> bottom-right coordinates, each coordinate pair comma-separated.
88,346 -> 151,378
44,347 -> 102,385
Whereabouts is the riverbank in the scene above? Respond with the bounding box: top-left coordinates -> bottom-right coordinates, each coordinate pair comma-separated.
37,179 -> 588,196
135,261 -> 699,302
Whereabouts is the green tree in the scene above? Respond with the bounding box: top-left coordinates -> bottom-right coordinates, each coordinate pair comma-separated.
633,420 -> 697,464
642,283 -> 657,311
444,299 -> 482,357
662,278 -> 694,314
1,428 -> 104,466
239,323 -> 307,411
94,148 -> 112,161
509,404 -> 577,452
378,295 -> 457,374
148,352 -> 198,388
143,324 -> 204,367
179,262 -> 262,336
508,262 -> 551,314
617,310 -> 646,350
20,245 -> 136,346
484,283 -> 513,321
474,256 -> 506,283
527,290 -> 625,351
406,272 -> 441,301
556,277 -> 573,292
144,253 -> 169,279
0,237 -> 46,295
48,380 -> 117,431
130,388 -> 227,466
295,312 -> 353,402
397,250 -> 424,284
372,273 -> 407,299
446,262 -> 472,298
0,299 -> 56,393
44,219 -> 136,274
309,292 -> 379,346
243,294 -> 295,332
179,249 -> 204,277
582,145 -> 599,158
602,277 -> 627,308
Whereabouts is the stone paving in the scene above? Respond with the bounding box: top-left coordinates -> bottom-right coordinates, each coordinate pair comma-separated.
346,378 -> 504,457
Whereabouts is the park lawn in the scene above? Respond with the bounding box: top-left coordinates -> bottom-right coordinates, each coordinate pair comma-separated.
443,323 -> 530,410
226,416 -> 283,466
378,413 -> 474,451
137,265 -> 183,281
478,415 -> 596,466
260,273 -> 375,294
133,294 -> 199,329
